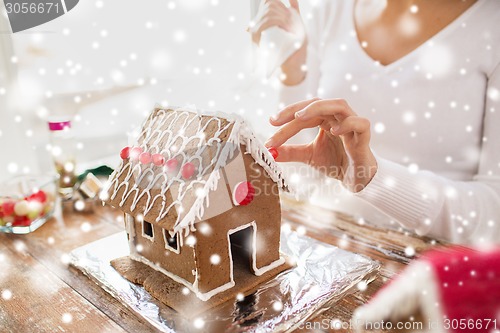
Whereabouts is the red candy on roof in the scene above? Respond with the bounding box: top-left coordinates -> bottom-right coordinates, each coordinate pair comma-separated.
139,152 -> 152,164
152,154 -> 165,166
166,158 -> 178,172
181,162 -> 196,180
120,146 -> 131,159
130,147 -> 143,161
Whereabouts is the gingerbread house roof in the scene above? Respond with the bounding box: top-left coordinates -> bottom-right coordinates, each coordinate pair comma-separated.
104,106 -> 289,235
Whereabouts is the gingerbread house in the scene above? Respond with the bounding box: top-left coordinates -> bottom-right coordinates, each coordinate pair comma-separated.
104,107 -> 289,302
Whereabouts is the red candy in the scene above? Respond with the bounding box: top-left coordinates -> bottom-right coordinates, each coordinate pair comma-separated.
12,215 -> 31,227
139,152 -> 152,164
1,189 -> 53,228
130,147 -> 143,161
166,158 -> 179,172
2,200 -> 15,216
120,146 -> 131,159
268,147 -> 279,160
233,181 -> 255,206
28,190 -> 47,203
181,162 -> 196,180
152,154 -> 165,166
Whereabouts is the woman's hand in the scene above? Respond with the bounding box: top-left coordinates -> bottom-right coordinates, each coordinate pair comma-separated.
249,0 -> 301,45
265,98 -> 378,192
248,0 -> 307,85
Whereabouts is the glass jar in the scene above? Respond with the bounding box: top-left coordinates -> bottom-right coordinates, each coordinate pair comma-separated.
48,118 -> 77,199
0,175 -> 57,234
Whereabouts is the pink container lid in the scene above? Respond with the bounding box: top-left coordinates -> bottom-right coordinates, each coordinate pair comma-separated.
48,121 -> 71,131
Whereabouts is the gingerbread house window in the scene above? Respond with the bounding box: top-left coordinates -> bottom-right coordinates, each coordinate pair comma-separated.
163,229 -> 179,253
142,221 -> 154,240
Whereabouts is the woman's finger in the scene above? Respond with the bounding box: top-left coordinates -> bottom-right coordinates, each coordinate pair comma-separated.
253,14 -> 289,36
265,0 -> 289,13
261,0 -> 284,12
289,0 -> 300,13
254,2 -> 289,29
319,119 -> 339,136
330,116 -> 371,146
270,97 -> 320,126
252,0 -> 297,43
295,99 -> 356,122
265,117 -> 320,148
275,144 -> 312,163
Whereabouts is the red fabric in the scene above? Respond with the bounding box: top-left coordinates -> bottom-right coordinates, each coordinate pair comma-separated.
423,246 -> 500,333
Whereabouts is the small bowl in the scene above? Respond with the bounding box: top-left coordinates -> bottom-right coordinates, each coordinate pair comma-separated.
0,175 -> 58,234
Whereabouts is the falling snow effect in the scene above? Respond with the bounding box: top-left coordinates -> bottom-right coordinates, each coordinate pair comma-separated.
61,313 -> 73,324
198,222 -> 212,235
135,244 -> 144,253
186,235 -> 197,247
2,289 -> 13,300
14,240 -> 26,252
404,246 -> 416,257
193,318 -> 205,329
81,222 -> 92,232
374,122 -> 385,134
272,301 -> 283,311
210,254 -> 221,265
60,253 -> 71,265
74,200 -> 85,211
296,226 -> 306,236
357,281 -> 368,291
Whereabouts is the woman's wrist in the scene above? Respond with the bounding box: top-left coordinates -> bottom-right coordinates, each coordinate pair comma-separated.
343,152 -> 378,193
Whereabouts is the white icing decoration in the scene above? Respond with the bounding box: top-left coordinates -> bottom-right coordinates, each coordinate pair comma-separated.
106,106 -> 291,234
162,228 -> 180,254
125,213 -> 136,251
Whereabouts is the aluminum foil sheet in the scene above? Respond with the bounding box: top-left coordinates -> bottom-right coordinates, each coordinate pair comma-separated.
70,229 -> 380,332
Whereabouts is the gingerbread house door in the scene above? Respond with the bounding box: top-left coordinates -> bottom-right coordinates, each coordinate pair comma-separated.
229,224 -> 254,273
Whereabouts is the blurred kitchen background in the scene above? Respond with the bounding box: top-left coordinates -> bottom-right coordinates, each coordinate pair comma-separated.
0,0 -> 320,182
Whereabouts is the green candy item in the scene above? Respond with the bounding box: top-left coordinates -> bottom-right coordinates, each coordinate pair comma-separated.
77,165 -> 114,182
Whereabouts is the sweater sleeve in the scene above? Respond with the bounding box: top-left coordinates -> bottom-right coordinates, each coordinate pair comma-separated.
355,63 -> 500,244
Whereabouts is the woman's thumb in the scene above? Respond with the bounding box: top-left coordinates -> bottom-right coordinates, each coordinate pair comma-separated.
289,0 -> 300,13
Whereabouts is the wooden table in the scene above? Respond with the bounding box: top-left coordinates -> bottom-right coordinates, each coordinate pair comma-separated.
0,199 -> 443,333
